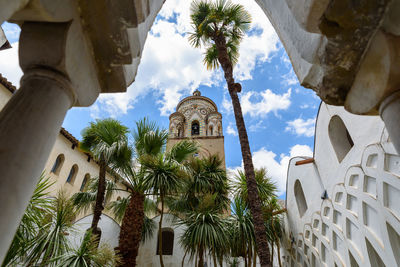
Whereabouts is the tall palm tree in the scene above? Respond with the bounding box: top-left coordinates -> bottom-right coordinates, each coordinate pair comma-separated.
168,155 -> 230,266
80,118 -> 132,238
141,140 -> 197,267
114,118 -> 168,267
179,207 -> 229,267
228,197 -> 255,267
189,1 -> 271,265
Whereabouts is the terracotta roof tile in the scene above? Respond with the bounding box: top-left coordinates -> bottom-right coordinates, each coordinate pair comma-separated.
0,73 -> 16,94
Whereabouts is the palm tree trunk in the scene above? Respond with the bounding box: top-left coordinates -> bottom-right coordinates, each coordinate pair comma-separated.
270,241 -> 274,266
91,160 -> 107,238
253,251 -> 257,267
198,247 -> 204,267
182,249 -> 188,267
117,191 -> 145,267
214,35 -> 271,267
272,218 -> 282,267
158,194 -> 165,267
248,245 -> 252,267
213,250 -> 217,267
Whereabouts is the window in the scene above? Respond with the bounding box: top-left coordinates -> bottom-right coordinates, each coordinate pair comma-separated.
51,154 -> 64,175
328,115 -> 354,162
209,125 -> 213,136
156,228 -> 174,255
66,164 -> 78,185
191,121 -> 199,136
294,180 -> 308,217
80,173 -> 90,191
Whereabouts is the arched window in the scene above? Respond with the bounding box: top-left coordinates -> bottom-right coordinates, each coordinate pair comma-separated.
156,228 -> 174,255
294,180 -> 308,217
80,173 -> 90,191
66,164 -> 78,185
191,121 -> 200,136
51,154 -> 65,175
328,115 -> 354,162
209,125 -> 213,136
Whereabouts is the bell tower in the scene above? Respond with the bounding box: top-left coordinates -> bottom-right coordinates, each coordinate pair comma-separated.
166,90 -> 225,168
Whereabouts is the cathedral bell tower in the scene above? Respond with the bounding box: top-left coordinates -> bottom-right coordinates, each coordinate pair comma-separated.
166,90 -> 225,168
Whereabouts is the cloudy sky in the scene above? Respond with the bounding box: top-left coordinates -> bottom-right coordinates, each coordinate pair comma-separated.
0,0 -> 320,197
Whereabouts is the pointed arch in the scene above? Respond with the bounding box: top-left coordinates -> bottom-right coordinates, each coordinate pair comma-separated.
328,115 -> 354,162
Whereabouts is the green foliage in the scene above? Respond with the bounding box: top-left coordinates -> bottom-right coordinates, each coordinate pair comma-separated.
23,191 -> 77,266
2,173 -> 53,267
53,230 -> 120,267
133,117 -> 168,158
179,208 -> 229,262
188,0 -> 252,69
71,177 -> 117,214
232,168 -> 277,205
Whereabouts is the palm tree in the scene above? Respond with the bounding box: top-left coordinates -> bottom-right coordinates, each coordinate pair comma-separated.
80,118 -> 132,238
189,1 -> 271,265
228,197 -> 255,267
114,118 -> 168,267
2,173 -> 53,267
141,140 -> 197,267
53,230 -> 121,267
179,207 -> 229,267
24,191 -> 77,266
168,155 -> 230,266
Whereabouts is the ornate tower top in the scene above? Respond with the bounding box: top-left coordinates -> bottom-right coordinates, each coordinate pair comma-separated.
168,91 -> 223,139
193,89 -> 201,96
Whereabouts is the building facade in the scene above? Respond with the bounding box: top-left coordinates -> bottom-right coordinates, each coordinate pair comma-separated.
279,103 -> 400,267
166,90 -> 225,168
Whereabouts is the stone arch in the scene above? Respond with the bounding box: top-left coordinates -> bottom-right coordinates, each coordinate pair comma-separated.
191,120 -> 200,136
66,164 -> 78,185
51,154 -> 65,175
328,115 -> 354,163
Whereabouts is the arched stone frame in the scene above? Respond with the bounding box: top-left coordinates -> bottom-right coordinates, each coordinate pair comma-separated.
191,120 -> 200,136
328,115 -> 354,163
66,164 -> 78,185
51,154 -> 65,175
156,228 -> 174,256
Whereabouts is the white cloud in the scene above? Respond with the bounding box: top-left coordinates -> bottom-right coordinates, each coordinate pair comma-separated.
241,89 -> 291,117
228,144 -> 313,194
0,42 -> 22,86
249,120 -> 266,132
281,69 -> 298,86
90,0 -> 280,117
226,123 -> 238,136
285,118 -> 316,137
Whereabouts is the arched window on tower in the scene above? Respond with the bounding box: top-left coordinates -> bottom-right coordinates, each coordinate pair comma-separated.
66,164 -> 78,185
209,125 -> 213,136
156,228 -> 174,255
328,115 -> 354,162
51,154 -> 65,175
80,173 -> 90,191
191,121 -> 200,136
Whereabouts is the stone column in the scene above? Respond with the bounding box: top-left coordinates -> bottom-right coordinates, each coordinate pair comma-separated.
380,91 -> 400,153
0,22 -> 74,261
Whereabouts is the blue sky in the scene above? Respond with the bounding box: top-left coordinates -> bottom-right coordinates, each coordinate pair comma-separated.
0,0 -> 320,197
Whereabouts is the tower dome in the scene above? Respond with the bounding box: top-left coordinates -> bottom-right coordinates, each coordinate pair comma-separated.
169,90 -> 222,138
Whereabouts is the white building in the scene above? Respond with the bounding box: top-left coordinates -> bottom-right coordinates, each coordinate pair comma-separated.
280,103 -> 400,267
